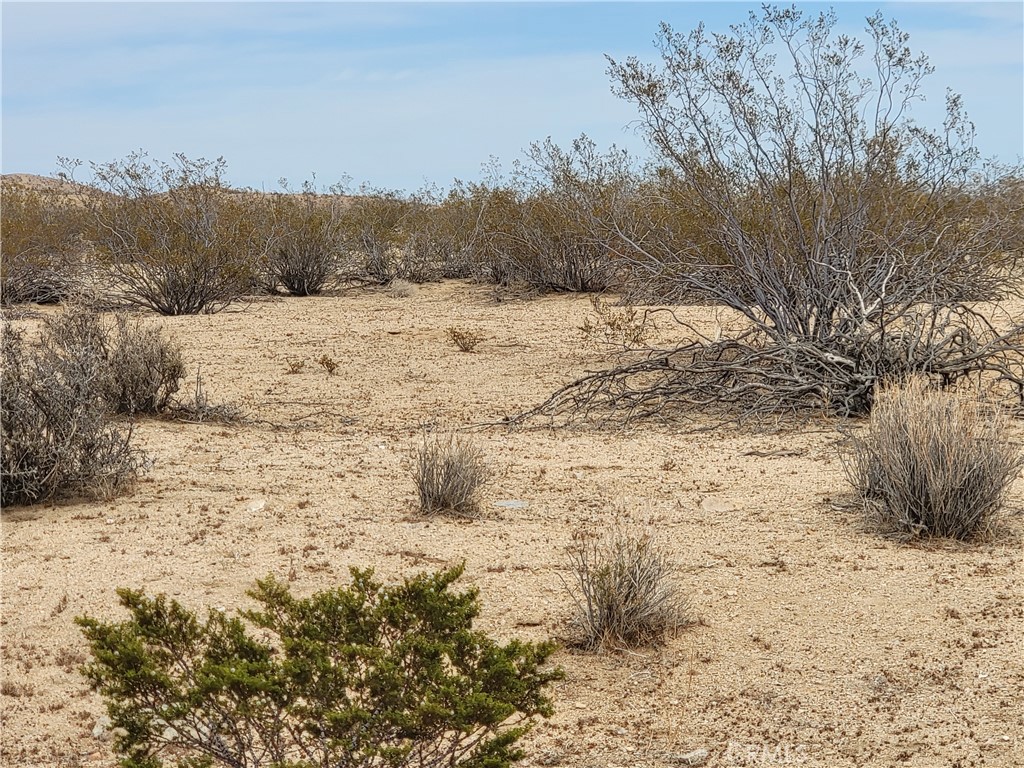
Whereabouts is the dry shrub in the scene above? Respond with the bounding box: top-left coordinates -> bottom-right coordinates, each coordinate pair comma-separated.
457,139 -> 630,294
268,185 -> 348,296
44,305 -> 185,415
1,321 -> 143,507
342,188 -> 426,283
843,378 -> 1022,541
517,8 -> 1024,425
414,434 -> 490,517
1,179 -> 88,305
565,525 -> 690,650
80,152 -> 268,315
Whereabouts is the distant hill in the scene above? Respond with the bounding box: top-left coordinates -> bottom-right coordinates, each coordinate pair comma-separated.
1,173 -> 358,206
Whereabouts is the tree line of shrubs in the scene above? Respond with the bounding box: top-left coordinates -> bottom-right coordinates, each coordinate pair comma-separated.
5,135 -> 1020,315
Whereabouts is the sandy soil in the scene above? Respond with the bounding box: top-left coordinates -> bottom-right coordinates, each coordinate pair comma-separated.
2,281 -> 1022,768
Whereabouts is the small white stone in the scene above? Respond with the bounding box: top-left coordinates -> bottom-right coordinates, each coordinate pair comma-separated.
92,715 -> 112,740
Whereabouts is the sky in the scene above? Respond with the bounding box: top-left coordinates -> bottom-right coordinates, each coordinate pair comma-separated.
2,2 -> 1022,193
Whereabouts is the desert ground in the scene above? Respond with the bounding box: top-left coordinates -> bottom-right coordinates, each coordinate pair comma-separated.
2,280 -> 1022,767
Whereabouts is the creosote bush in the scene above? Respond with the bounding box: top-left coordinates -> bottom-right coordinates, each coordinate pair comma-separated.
843,378 -> 1022,541
77,564 -> 562,768
74,152 -> 268,315
1,178 -> 88,305
565,526 -> 690,650
1,319 -> 143,507
516,7 -> 1024,425
268,181 -> 349,295
415,434 -> 490,517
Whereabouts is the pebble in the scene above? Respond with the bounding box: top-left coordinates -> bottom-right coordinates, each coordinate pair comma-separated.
91,715 -> 111,741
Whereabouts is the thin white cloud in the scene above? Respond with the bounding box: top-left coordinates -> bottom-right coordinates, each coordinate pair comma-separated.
3,1 -> 1020,190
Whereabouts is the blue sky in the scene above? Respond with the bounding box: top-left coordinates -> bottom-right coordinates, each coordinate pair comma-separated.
2,2 -> 1022,192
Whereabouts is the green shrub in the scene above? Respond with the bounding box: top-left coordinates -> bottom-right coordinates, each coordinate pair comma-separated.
1,321 -> 143,507
415,434 -> 490,517
843,378 -> 1022,540
565,526 -> 690,650
77,564 -> 562,768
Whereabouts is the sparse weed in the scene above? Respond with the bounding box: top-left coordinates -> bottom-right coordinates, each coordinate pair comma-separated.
842,378 -> 1022,541
414,434 -> 490,517
164,369 -> 245,425
285,359 -> 306,375
579,295 -> 650,348
447,327 -> 484,353
318,354 -> 338,375
564,524 -> 690,650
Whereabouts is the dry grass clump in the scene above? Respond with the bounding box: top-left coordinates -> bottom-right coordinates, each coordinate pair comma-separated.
163,369 -> 246,425
414,434 -> 490,517
386,278 -> 417,299
565,526 -> 690,650
843,378 -> 1022,541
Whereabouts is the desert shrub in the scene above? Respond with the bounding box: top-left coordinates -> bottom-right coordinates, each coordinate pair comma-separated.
842,378 -> 1022,541
517,7 -> 1024,425
77,564 -> 562,768
44,304 -> 185,415
77,152 -> 268,315
564,526 -> 690,650
463,139 -> 633,294
415,434 -> 490,517
268,182 -> 349,296
1,179 -> 88,305
1,321 -> 143,507
342,187 -> 427,283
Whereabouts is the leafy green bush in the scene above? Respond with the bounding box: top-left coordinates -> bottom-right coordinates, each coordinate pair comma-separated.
843,378 -> 1022,540
1,320 -> 143,507
78,564 -> 562,768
